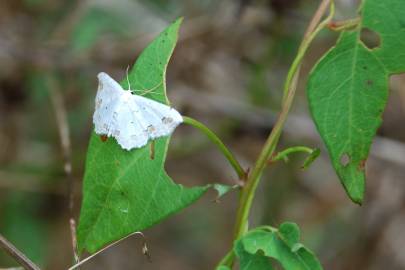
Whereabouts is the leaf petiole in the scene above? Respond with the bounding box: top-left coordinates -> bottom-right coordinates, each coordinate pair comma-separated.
270,146 -> 318,165
327,17 -> 360,31
182,116 -> 246,180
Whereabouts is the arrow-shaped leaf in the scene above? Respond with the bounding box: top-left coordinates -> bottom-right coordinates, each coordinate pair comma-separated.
77,18 -> 209,253
307,0 -> 405,203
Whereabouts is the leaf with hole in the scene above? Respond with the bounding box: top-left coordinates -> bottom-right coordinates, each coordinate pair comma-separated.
77,18 -> 209,253
307,0 -> 405,203
234,223 -> 323,270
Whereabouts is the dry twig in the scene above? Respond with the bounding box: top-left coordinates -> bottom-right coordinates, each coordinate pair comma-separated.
0,234 -> 41,270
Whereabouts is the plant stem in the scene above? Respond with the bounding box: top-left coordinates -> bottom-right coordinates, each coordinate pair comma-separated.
328,17 -> 360,31
46,75 -> 80,267
219,1 -> 335,267
0,233 -> 41,270
216,249 -> 234,268
271,146 -> 315,162
182,116 -> 246,180
282,1 -> 335,101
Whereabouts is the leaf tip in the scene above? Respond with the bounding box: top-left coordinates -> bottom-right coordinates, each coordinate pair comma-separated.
351,195 -> 364,205
343,180 -> 364,205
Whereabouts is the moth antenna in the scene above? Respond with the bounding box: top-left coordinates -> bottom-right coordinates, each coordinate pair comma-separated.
138,82 -> 164,96
126,65 -> 131,90
139,89 -> 164,96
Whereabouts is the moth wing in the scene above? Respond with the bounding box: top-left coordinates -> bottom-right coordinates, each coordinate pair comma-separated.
93,72 -> 183,150
133,95 -> 183,140
93,72 -> 124,135
111,92 -> 150,150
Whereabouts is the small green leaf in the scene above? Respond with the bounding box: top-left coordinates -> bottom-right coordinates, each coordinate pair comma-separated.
234,223 -> 323,270
236,246 -> 274,270
212,184 -> 238,201
77,18 -> 209,253
307,0 -> 405,203
301,148 -> 320,169
272,146 -> 319,168
278,222 -> 300,247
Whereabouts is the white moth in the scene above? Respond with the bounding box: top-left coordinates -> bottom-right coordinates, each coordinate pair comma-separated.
93,72 -> 183,150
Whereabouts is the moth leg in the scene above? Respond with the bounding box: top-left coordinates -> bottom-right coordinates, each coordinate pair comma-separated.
149,141 -> 155,160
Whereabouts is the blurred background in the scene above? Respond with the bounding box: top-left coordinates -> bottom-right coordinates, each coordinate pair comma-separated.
1,0 -> 405,269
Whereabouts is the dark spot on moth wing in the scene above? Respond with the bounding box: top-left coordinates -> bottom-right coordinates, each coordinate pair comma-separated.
100,135 -> 108,142
366,80 -> 373,86
96,98 -> 102,109
102,123 -> 112,133
147,125 -> 156,133
161,117 -> 173,124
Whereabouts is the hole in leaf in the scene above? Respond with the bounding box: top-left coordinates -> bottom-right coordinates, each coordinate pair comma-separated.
360,28 -> 381,49
340,153 -> 351,167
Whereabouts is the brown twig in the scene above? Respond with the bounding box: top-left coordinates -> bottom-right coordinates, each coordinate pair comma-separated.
303,0 -> 332,41
46,76 -> 80,266
0,233 -> 41,270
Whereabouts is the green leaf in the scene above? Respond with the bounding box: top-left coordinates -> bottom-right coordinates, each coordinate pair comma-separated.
77,18 -> 209,253
236,247 -> 274,270
307,0 -> 405,204
234,223 -> 323,270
